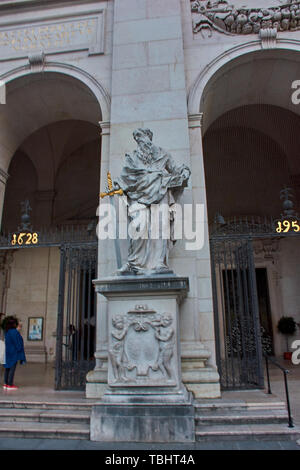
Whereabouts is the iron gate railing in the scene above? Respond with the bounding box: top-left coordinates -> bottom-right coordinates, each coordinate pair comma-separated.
210,237 -> 264,390
55,243 -> 97,390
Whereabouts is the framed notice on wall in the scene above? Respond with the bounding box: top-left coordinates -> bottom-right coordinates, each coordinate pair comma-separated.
27,317 -> 43,341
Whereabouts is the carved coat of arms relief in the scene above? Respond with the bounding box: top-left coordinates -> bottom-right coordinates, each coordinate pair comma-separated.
108,305 -> 177,387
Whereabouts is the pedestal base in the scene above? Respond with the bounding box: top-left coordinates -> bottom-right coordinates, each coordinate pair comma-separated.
90,400 -> 195,443
88,275 -> 221,402
90,275 -> 195,441
181,342 -> 221,398
86,381 -> 107,399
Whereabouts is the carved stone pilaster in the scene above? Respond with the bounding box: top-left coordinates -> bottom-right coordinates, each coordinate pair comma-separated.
188,113 -> 203,129
99,120 -> 110,136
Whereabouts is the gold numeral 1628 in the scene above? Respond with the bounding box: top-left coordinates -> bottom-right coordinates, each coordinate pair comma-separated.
10,232 -> 39,246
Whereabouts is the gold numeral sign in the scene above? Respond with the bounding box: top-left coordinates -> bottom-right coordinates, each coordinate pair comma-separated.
11,232 -> 39,246
276,220 -> 300,233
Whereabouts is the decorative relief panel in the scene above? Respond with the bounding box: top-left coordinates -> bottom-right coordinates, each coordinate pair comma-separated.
0,10 -> 105,61
191,1 -> 300,37
253,238 -> 280,260
108,305 -> 177,387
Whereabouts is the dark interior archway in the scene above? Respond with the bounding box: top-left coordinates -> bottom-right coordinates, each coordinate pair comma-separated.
203,104 -> 300,223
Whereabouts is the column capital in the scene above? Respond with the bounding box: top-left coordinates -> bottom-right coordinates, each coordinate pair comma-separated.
188,113 -> 203,129
99,121 -> 111,136
0,168 -> 9,185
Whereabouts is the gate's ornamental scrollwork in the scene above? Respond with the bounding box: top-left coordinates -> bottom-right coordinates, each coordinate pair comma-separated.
108,305 -> 175,386
191,0 -> 300,36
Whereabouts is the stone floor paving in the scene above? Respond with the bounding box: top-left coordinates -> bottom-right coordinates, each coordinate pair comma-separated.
0,437 -> 299,450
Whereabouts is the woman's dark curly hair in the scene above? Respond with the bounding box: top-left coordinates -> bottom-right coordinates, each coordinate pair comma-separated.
1,315 -> 19,332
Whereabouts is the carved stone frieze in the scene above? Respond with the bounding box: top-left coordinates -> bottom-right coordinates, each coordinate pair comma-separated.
0,10 -> 105,62
108,305 -> 176,387
191,1 -> 300,37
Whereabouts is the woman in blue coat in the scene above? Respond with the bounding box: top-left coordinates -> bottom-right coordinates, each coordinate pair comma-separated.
3,317 -> 26,390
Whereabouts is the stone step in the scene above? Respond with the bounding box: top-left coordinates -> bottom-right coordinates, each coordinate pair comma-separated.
0,421 -> 90,440
196,410 -> 289,426
0,399 -> 92,440
195,424 -> 300,442
0,400 -> 93,412
0,408 -> 90,424
194,401 -> 286,414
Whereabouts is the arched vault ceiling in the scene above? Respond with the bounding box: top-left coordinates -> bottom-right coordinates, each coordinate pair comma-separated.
203,123 -> 291,219
203,104 -> 300,175
203,103 -> 300,219
201,49 -> 300,138
0,72 -> 101,172
19,120 -> 100,190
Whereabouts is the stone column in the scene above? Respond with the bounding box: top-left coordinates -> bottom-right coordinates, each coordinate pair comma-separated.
181,113 -> 220,398
86,120 -> 111,398
0,168 -> 9,229
88,0 -> 220,399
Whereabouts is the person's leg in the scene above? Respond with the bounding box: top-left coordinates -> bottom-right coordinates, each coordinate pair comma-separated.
7,363 -> 17,386
4,367 -> 9,385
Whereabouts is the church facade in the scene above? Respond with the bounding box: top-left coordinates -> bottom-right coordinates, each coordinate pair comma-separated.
0,0 -> 299,399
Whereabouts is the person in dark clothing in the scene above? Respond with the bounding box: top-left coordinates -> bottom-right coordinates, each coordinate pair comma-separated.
3,317 -> 26,390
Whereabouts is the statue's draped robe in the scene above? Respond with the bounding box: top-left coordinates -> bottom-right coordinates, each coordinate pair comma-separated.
116,145 -> 190,274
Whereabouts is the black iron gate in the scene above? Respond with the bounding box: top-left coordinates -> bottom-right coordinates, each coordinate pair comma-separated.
210,237 -> 264,390
55,243 -> 97,390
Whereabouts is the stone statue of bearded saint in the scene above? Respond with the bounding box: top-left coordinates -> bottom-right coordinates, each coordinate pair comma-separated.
114,128 -> 191,275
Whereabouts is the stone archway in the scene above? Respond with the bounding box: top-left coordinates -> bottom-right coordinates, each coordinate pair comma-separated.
188,42 -> 300,120
0,70 -> 105,374
0,68 -> 108,227
197,49 -> 300,365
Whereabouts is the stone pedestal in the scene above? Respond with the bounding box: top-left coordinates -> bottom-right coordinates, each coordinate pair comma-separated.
91,403 -> 194,443
90,275 -> 195,442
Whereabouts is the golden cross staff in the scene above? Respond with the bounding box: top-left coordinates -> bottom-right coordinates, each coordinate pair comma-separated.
99,172 -> 123,269
100,172 -> 123,199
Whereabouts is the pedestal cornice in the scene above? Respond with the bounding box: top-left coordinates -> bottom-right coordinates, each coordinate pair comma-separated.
93,275 -> 189,301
